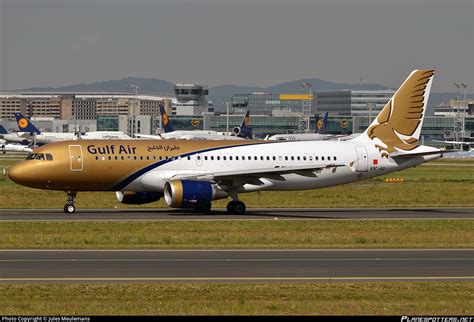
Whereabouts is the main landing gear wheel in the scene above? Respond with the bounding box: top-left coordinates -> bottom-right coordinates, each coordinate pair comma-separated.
63,191 -> 77,214
226,200 -> 246,215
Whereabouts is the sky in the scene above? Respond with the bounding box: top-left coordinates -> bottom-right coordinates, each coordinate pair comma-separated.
0,0 -> 472,93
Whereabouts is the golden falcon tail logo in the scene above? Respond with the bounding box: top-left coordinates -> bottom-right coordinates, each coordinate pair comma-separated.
244,116 -> 249,126
367,70 -> 434,158
18,118 -> 29,129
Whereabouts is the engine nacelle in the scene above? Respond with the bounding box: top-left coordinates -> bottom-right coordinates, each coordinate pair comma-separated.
164,180 -> 228,208
116,191 -> 162,205
232,126 -> 252,139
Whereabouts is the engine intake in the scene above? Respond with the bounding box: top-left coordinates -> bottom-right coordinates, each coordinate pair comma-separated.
116,191 -> 162,205
164,180 -> 228,208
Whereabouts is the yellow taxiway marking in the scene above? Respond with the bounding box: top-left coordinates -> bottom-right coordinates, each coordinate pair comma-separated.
0,248 -> 472,252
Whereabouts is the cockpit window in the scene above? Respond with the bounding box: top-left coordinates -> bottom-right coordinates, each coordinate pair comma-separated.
46,153 -> 53,161
36,153 -> 45,160
26,153 -> 36,160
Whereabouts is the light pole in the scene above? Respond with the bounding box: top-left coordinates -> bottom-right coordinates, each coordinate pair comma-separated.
225,102 -> 230,134
127,82 -> 139,137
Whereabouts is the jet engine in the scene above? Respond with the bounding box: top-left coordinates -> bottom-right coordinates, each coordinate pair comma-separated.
115,191 -> 162,205
164,180 -> 228,208
232,126 -> 252,139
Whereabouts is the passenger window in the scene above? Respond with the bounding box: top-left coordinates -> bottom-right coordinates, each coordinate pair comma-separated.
254,156 -> 257,161
205,156 -> 208,160
36,154 -> 45,160
229,156 -> 233,161
297,156 -> 300,161
285,156 -> 288,161
134,156 -> 137,160
309,156 -> 313,161
322,156 -> 325,161
223,156 -> 226,161
108,156 -> 112,160
187,156 -> 191,160
236,156 -> 239,160
267,156 -> 270,161
291,156 -> 294,161
217,156 -> 220,161
303,156 -> 306,161
334,156 -> 337,161
197,156 -> 201,160
241,156 -> 245,160
115,156 -> 118,161
272,156 -> 276,161
122,156 -> 125,160
46,154 -> 53,161
315,156 -> 319,161
95,156 -> 98,161
327,156 -> 331,161
211,156 -> 214,161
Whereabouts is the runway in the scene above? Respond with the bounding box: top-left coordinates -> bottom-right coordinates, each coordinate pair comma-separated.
0,249 -> 471,283
0,207 -> 472,221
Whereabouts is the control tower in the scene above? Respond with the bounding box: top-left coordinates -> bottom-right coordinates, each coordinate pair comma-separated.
173,84 -> 210,116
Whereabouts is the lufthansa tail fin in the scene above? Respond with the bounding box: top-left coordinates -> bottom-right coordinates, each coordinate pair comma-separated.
0,124 -> 8,134
159,104 -> 175,133
232,110 -> 252,139
15,113 -> 41,134
353,70 -> 435,158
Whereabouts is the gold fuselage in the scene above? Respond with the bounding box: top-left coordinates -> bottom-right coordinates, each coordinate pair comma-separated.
8,139 -> 266,191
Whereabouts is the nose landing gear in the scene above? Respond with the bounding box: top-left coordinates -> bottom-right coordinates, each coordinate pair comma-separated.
64,191 -> 77,214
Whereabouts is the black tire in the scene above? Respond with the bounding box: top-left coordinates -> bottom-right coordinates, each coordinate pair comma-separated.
233,201 -> 246,215
226,201 -> 236,214
64,204 -> 75,214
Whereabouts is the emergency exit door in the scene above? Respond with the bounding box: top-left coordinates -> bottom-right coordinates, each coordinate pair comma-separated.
68,145 -> 83,171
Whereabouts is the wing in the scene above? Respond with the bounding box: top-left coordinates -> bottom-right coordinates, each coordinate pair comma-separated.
172,164 -> 346,186
382,70 -> 434,137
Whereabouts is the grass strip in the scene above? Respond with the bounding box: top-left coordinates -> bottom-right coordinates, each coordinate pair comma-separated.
0,220 -> 472,249
0,282 -> 472,315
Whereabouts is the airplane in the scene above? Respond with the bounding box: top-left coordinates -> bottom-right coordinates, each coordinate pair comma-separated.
266,112 -> 332,141
431,138 -> 473,151
14,113 -> 131,144
135,105 -> 252,140
8,70 -> 445,215
0,124 -> 30,144
1,143 -> 33,153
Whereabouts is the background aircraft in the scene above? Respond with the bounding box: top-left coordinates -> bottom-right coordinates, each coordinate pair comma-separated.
14,113 -> 131,144
0,124 -> 30,144
136,105 -> 252,140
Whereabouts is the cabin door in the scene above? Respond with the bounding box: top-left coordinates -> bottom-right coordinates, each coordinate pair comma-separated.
354,146 -> 368,172
68,145 -> 83,171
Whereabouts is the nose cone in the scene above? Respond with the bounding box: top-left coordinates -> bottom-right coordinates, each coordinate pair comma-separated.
8,163 -> 27,185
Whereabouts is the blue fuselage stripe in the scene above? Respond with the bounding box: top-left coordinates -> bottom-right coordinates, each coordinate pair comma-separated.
109,141 -> 277,191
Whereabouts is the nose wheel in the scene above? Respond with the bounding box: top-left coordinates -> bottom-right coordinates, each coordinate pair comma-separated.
227,200 -> 246,215
64,191 -> 77,214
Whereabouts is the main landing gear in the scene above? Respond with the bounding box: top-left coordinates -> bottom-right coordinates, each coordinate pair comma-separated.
226,191 -> 246,215
64,191 -> 77,214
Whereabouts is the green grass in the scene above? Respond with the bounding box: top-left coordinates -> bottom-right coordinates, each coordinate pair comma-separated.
0,282 -> 471,315
0,220 -> 472,249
